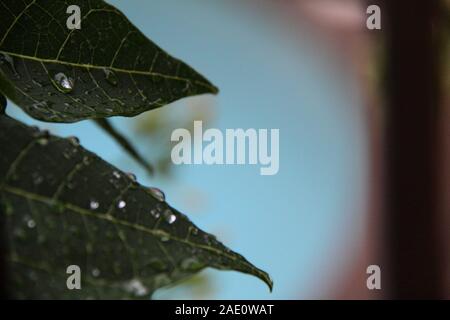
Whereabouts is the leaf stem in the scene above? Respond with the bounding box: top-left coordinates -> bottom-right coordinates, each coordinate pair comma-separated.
94,118 -> 154,175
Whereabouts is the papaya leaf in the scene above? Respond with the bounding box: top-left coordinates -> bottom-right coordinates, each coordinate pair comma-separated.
0,115 -> 272,299
0,0 -> 218,123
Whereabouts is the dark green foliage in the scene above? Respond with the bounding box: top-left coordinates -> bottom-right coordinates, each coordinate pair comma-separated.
0,0 -> 271,299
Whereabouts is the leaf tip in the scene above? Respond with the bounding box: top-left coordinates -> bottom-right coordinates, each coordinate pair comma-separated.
258,269 -> 274,293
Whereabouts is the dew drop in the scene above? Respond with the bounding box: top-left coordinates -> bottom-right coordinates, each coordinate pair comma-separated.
90,200 -> 99,210
126,172 -> 137,182
53,72 -> 74,93
150,209 -> 160,218
37,137 -> 49,146
123,279 -> 148,297
103,68 -> 118,86
163,209 -> 176,224
148,187 -> 165,202
117,200 -> 126,209
27,219 -> 36,229
82,156 -> 91,165
91,268 -> 100,277
112,171 -> 121,179
68,136 -> 79,146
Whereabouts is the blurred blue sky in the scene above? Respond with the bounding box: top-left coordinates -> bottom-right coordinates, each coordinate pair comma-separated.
6,0 -> 368,299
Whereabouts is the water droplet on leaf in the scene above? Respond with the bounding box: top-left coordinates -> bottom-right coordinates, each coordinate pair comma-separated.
82,156 -> 91,165
103,68 -> 118,86
117,200 -> 126,209
90,200 -> 99,210
150,209 -> 160,218
68,136 -> 79,146
148,187 -> 165,202
163,209 -> 176,224
27,219 -> 36,229
37,137 -> 49,146
123,279 -> 148,297
53,72 -> 74,93
126,172 -> 137,182
91,268 -> 100,277
112,171 -> 121,179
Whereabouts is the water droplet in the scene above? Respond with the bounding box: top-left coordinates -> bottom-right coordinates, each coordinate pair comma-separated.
52,72 -> 74,93
27,219 -> 36,229
82,156 -> 91,165
123,279 -> 148,297
126,172 -> 137,182
117,200 -> 126,209
103,68 -> 118,86
150,209 -> 160,218
163,209 -> 176,224
68,136 -> 79,146
91,268 -> 100,277
112,171 -> 121,179
90,200 -> 99,210
180,257 -> 203,271
37,137 -> 49,146
148,187 -> 165,202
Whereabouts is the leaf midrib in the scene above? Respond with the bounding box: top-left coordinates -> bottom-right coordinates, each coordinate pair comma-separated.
1,184 -> 239,262
0,51 -> 217,92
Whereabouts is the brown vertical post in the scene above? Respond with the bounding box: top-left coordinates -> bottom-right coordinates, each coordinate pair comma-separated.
384,0 -> 444,298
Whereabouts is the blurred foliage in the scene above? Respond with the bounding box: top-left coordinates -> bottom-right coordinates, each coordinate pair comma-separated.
132,96 -> 216,178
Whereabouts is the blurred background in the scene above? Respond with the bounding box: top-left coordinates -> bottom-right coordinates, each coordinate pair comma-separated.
5,0 -> 449,299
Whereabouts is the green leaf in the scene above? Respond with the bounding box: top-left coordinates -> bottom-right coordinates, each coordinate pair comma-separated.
0,0 -> 218,123
0,115 -> 272,299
